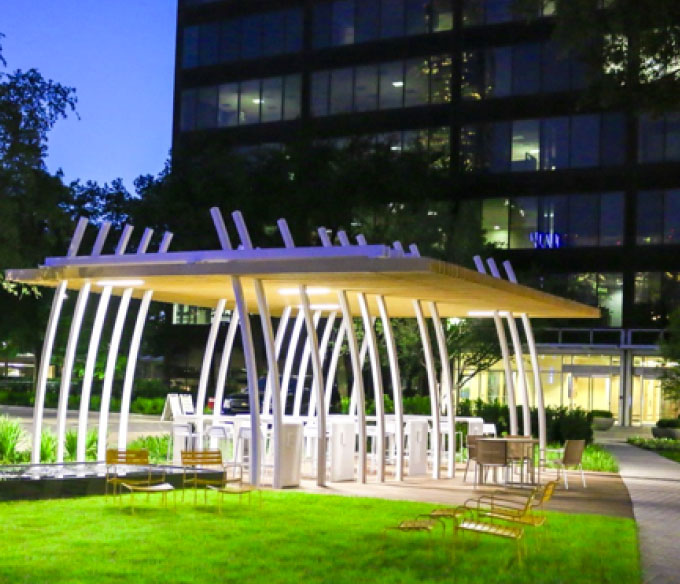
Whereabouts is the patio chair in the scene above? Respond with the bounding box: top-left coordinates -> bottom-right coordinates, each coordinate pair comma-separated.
472,480 -> 559,527
181,449 -> 243,503
105,448 -> 156,499
505,435 -> 534,485
547,439 -> 587,489
453,507 -> 525,564
463,434 -> 480,483
475,439 -> 509,485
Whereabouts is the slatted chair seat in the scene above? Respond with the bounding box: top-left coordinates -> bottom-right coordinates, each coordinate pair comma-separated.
119,481 -> 176,513
456,518 -> 523,540
207,483 -> 260,511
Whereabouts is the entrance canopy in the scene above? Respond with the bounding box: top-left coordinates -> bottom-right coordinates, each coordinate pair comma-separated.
7,248 -> 597,319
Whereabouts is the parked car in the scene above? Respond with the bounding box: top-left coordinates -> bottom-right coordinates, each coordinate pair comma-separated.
221,375 -> 311,415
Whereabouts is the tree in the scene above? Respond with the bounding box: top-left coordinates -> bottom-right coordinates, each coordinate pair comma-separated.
517,0 -> 680,112
0,35 -> 80,367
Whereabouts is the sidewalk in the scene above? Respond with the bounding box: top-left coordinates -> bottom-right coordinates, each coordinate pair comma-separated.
604,442 -> 680,584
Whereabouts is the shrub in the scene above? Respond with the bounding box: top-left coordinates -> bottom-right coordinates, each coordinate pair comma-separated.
135,378 -> 169,398
402,396 -> 431,415
0,416 -> 24,463
40,430 -> 57,463
656,418 -> 680,428
127,434 -> 170,463
130,396 -> 165,416
591,410 -> 613,418
63,429 -> 98,461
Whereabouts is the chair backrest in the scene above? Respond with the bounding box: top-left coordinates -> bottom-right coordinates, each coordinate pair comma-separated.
181,449 -> 223,468
536,480 -> 559,506
482,423 -> 497,436
106,448 -> 149,466
476,439 -> 507,465
562,439 -> 586,466
467,434 -> 480,460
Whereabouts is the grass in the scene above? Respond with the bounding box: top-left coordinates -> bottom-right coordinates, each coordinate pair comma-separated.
627,436 -> 680,464
0,491 -> 639,584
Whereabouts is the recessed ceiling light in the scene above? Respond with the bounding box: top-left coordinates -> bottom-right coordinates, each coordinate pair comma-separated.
95,279 -> 145,287
392,81 -> 404,87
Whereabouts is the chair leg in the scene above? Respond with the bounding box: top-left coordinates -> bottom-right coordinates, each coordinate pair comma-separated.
580,464 -> 586,488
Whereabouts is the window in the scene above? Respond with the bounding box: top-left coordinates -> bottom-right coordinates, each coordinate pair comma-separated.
356,1 -> 379,42
332,1 -> 355,45
379,62 -> 404,109
311,55 -> 450,117
183,26 -> 199,68
637,189 -> 680,245
511,120 -> 540,172
218,83 -> 239,127
199,23 -> 219,66
354,65 -> 379,112
261,11 -> 286,57
463,114 -> 623,173
480,193 -> 624,249
511,44 -> 540,95
240,14 -> 262,60
381,0 -> 406,38
639,113 -> 680,163
182,75 -> 301,131
634,272 -> 680,325
485,47 -> 512,97
220,20 -> 240,62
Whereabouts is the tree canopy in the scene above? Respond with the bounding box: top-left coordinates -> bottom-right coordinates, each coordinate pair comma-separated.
517,0 -> 680,112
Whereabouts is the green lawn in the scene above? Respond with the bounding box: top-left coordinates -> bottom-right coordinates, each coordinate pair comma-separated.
0,491 -> 639,584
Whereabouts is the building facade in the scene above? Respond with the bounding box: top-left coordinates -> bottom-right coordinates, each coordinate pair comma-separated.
173,0 -> 680,425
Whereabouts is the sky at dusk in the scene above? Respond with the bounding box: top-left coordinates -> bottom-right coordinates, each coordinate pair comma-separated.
2,1 -> 177,189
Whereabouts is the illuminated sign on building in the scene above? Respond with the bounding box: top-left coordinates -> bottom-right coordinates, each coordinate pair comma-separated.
530,231 -> 562,249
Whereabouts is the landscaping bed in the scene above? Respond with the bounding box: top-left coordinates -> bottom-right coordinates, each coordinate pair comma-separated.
0,490 -> 639,584
627,437 -> 680,464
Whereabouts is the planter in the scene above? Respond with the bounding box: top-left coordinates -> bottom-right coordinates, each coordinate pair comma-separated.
652,427 -> 680,439
593,416 -> 615,431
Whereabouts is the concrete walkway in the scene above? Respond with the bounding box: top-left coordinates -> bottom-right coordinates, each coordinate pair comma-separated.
604,442 -> 680,584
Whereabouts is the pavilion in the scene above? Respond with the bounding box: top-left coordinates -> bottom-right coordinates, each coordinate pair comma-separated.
5,208 -> 598,488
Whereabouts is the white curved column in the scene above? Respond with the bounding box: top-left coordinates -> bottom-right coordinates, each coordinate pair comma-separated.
349,333 -> 371,417
429,302 -> 455,478
473,256 -> 518,435
318,226 -> 366,482
493,311 -> 518,435
195,299 -> 226,449
97,228 -> 154,461
211,208 -> 261,485
358,294 -> 386,482
376,296 -> 404,481
279,311 -> 304,414
277,218 -> 326,485
503,261 -> 546,454
118,232 -> 173,450
262,305 -> 291,416
306,312 -> 336,418
414,300 -> 441,479
210,309 -> 240,443
324,320 -> 346,414
56,281 -> 91,462
32,217 -> 88,463
77,224 -> 131,462
294,311 -> 321,417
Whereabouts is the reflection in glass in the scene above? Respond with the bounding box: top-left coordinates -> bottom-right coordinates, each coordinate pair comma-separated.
330,68 -> 354,114
332,1 -> 355,45
239,80 -> 261,125
541,41 -> 570,93
311,72 -> 330,117
486,47 -> 511,97
404,58 -> 429,106
196,87 -> 218,129
180,89 -> 197,131
568,194 -> 598,246
381,0 -> 406,38
430,55 -> 452,103
220,20 -> 240,62
405,0 -> 428,35
601,113 -> 625,166
570,114 -> 600,167
541,117 -> 569,170
433,0 -> 454,31
638,115 -> 665,163
356,1 -> 379,42
354,65 -> 379,112
665,189 -> 680,243
218,83 -> 239,127
241,14 -> 262,60
313,2 -> 333,48
599,192 -> 624,246
666,113 -> 680,160
285,9 -> 303,53
636,190 -> 664,245
512,44 -> 540,95
261,78 -> 282,123
199,23 -> 219,66
183,26 -> 199,68
380,62 -> 405,109
283,75 -> 301,120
